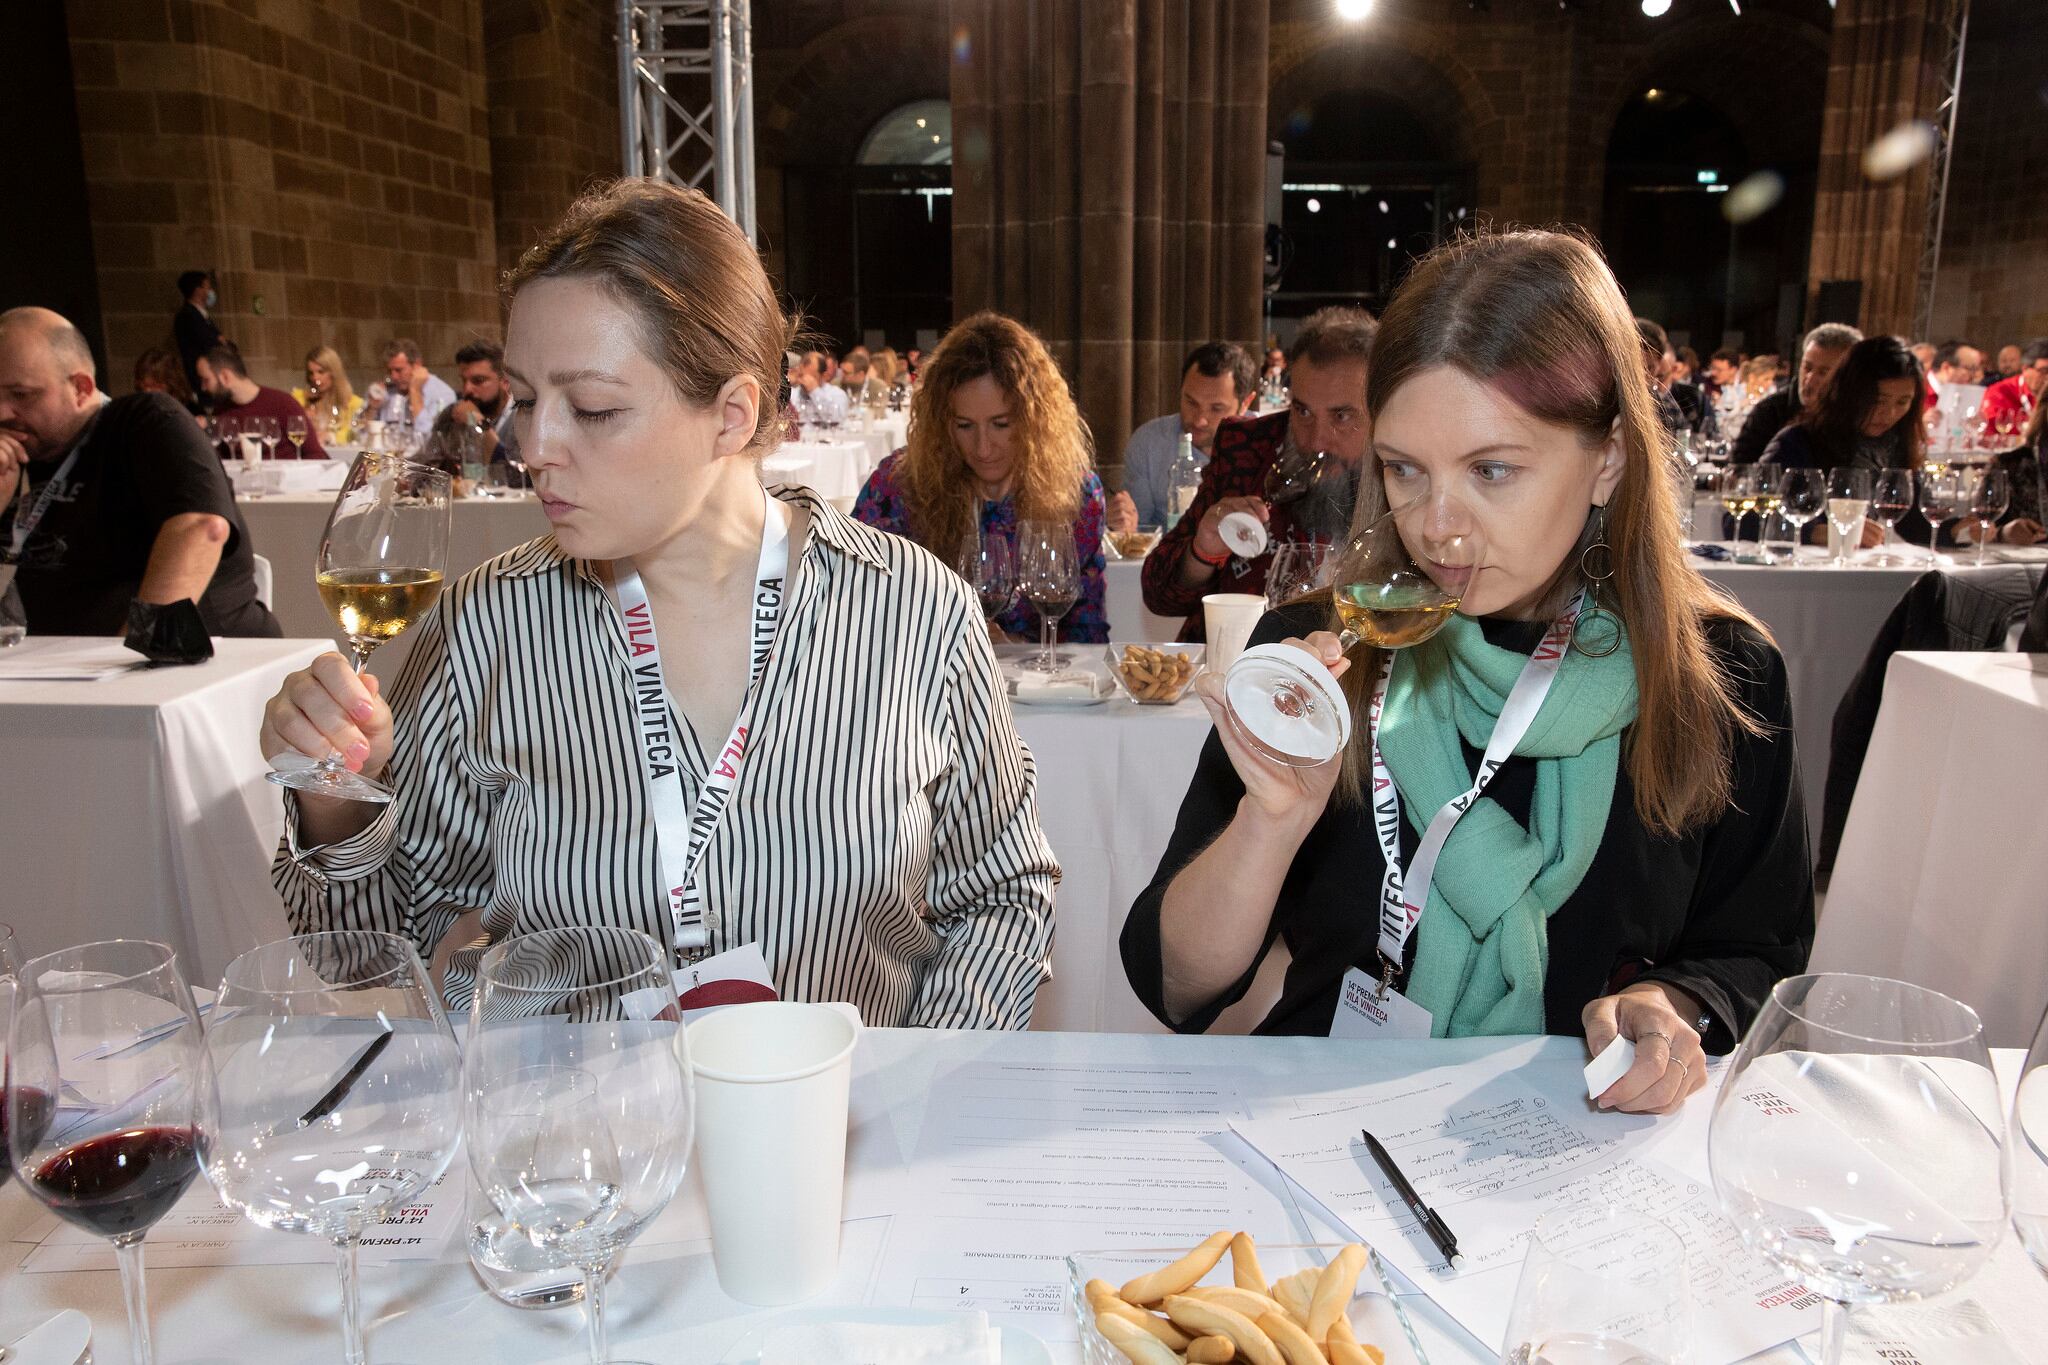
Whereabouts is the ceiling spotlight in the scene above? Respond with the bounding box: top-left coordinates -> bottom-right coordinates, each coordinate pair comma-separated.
1335,0 -> 1373,19
1641,0 -> 1671,14
1386,238 -> 1397,249
1378,199 -> 1390,213
1306,197 -> 1322,213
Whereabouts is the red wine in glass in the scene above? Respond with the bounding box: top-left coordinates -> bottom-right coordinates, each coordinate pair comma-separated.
33,1125 -> 201,1238
0,1086 -> 54,1186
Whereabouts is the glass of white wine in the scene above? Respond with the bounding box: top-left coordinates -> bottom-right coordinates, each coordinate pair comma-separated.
1221,497 -> 1481,767
267,451 -> 451,804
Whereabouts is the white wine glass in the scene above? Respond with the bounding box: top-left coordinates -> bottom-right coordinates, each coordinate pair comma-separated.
1823,467 -> 1872,569
1265,539 -> 1334,612
1017,519 -> 1081,674
1868,469 -> 1914,566
1500,1202 -> 1691,1365
1774,467 -> 1825,566
2014,999 -> 2048,1282
203,932 -> 461,1365
8,941 -> 216,1365
266,452 -> 452,804
464,926 -> 693,1365
1708,974 -> 2009,1365
285,414 -> 308,459
1720,465 -> 1764,557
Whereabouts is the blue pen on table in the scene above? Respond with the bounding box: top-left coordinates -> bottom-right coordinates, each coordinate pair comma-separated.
1358,1129 -> 1462,1270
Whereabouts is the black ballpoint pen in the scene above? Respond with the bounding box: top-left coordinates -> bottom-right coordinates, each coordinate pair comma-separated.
1360,1129 -> 1463,1268
299,1029 -> 394,1126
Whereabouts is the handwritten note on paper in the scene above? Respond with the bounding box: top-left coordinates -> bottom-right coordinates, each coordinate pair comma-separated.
1230,1070 -> 1820,1363
868,1060 -> 1304,1342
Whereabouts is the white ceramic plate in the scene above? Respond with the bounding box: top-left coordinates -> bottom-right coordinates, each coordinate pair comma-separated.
716,1307 -> 1053,1364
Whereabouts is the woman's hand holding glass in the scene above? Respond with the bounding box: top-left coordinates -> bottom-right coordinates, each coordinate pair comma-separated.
1193,631 -> 1349,828
1581,982 -> 1709,1115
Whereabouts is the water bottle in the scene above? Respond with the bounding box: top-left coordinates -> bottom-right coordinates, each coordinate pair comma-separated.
1166,432 -> 1203,530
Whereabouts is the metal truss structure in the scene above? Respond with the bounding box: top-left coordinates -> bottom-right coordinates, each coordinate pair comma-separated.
616,0 -> 759,242
1914,0 -> 1969,341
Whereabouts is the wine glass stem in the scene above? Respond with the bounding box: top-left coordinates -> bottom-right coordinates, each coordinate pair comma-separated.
1039,610 -> 1054,673
1816,1298 -> 1849,1365
582,1260 -> 610,1364
334,1234 -> 367,1365
114,1234 -> 155,1365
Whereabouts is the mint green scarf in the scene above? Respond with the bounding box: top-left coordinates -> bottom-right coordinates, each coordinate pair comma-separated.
1374,613 -> 1638,1037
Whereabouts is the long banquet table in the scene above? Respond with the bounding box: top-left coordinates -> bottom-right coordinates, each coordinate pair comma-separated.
0,637 -> 328,982
0,1029 -> 2038,1364
1812,651 -> 2048,1047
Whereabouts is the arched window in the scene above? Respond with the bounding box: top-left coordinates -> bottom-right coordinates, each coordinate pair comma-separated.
858,100 -> 952,166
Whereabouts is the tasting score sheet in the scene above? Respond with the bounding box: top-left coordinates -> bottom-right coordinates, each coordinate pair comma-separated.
868,1058 -> 1314,1342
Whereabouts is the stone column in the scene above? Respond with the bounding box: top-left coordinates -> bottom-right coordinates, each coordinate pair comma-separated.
950,0 -> 1269,486
1805,0 -> 1949,336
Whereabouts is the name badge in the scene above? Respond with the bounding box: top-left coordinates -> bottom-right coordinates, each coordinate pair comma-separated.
1330,966 -> 1434,1041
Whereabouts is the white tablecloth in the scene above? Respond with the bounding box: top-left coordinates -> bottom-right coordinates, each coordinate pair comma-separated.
0,637 -> 329,981
1813,651 -> 2048,1047
237,493 -> 550,682
1005,675 -> 1212,1033
0,1029 -> 2039,1364
762,438 -> 878,507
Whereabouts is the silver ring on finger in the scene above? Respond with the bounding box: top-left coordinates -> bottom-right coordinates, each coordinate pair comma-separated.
1675,1057 -> 1690,1084
1639,1030 -> 1672,1050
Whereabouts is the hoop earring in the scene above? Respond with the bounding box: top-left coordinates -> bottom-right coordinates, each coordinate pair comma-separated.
1573,503 -> 1622,658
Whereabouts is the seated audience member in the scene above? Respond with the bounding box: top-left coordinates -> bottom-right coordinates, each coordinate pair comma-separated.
1108,341 -> 1257,533
1978,339 -> 2047,441
1261,346 -> 1287,383
293,345 -> 365,439
1962,400 -> 2048,548
838,349 -> 891,408
1672,345 -> 1701,386
258,181 -> 1053,1026
1763,336 -> 1938,548
854,311 -> 1109,646
1635,318 -> 1699,438
133,347 -> 200,418
196,346 -> 327,459
1123,231 -> 1812,1114
1993,344 -> 2023,382
786,350 -> 850,425
421,341 -> 523,487
0,308 -> 280,637
172,269 -> 226,395
1731,324 -> 1861,464
1141,308 -> 1378,639
367,339 -> 456,440
1930,340 -> 1984,388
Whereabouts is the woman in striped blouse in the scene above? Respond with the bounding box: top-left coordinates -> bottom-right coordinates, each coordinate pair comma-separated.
258,180 -> 1058,1028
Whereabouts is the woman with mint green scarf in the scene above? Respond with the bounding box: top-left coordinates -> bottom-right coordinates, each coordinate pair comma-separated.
1123,231 -> 1813,1115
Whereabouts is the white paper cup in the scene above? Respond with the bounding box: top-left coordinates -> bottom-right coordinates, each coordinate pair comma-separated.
1203,592 -> 1266,671
687,1001 -> 859,1305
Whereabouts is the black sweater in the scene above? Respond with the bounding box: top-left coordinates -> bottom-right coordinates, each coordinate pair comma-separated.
1120,606 -> 1814,1053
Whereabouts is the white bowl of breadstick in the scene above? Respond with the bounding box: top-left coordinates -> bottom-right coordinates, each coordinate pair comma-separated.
1066,1233 -> 1428,1365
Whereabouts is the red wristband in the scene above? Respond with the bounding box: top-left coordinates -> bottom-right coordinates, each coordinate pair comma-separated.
1191,541 -> 1230,568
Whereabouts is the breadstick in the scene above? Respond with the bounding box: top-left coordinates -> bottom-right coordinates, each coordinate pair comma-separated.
1187,1336 -> 1238,1364
1084,1278 -> 1119,1306
1163,1295 -> 1286,1365
1230,1232 -> 1269,1294
1120,1229 -> 1233,1304
1270,1269 -> 1317,1327
1097,1312 -> 1184,1365
1257,1310 -> 1330,1365
1329,1341 -> 1384,1365
1306,1244 -> 1368,1342
1190,1285 -> 1288,1321
1092,1294 -> 1192,1350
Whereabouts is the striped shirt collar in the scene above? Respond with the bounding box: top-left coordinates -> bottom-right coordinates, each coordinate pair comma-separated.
495,487 -> 895,581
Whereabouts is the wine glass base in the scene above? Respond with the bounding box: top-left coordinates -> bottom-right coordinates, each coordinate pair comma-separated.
1015,649 -> 1077,674
265,765 -> 395,804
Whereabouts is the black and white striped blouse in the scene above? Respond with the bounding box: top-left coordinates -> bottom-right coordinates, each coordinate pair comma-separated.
273,487 -> 1060,1029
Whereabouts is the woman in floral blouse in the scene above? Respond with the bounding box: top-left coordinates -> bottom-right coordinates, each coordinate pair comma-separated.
853,311 -> 1108,644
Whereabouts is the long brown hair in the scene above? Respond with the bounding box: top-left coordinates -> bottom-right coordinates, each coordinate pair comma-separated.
1333,229 -> 1766,837
505,179 -> 797,456
1797,335 -> 1926,469
898,312 -> 1092,559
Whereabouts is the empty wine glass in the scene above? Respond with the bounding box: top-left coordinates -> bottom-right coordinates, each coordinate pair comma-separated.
1965,468 -> 2009,567
9,940 -> 216,1365
266,453 -> 452,804
213,414 -> 240,466
1017,519 -> 1080,674
2014,1000 -> 2048,1282
1501,1202 -> 1692,1365
1868,469 -> 1914,566
1824,467 -> 1873,569
203,932 -> 461,1365
958,523 -> 1016,627
1919,469 -> 1966,566
465,926 -> 693,1365
1709,974 -> 2009,1365
1774,468 -> 1825,565
255,415 -> 281,462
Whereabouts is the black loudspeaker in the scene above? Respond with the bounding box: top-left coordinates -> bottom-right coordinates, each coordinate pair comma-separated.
1813,279 -> 1863,327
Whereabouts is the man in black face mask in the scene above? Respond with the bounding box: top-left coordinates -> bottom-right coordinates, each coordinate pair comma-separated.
173,271 -> 229,399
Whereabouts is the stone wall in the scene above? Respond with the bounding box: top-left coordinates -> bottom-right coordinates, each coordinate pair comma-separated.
66,0 -> 503,393
485,0 -> 620,277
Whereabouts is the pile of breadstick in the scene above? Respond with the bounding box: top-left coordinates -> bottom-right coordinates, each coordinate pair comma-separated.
1082,1231 -> 1387,1365
1116,645 -> 1198,701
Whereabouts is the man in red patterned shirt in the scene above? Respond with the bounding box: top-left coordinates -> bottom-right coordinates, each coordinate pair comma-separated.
1978,338 -> 2047,443
1140,307 -> 1377,639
